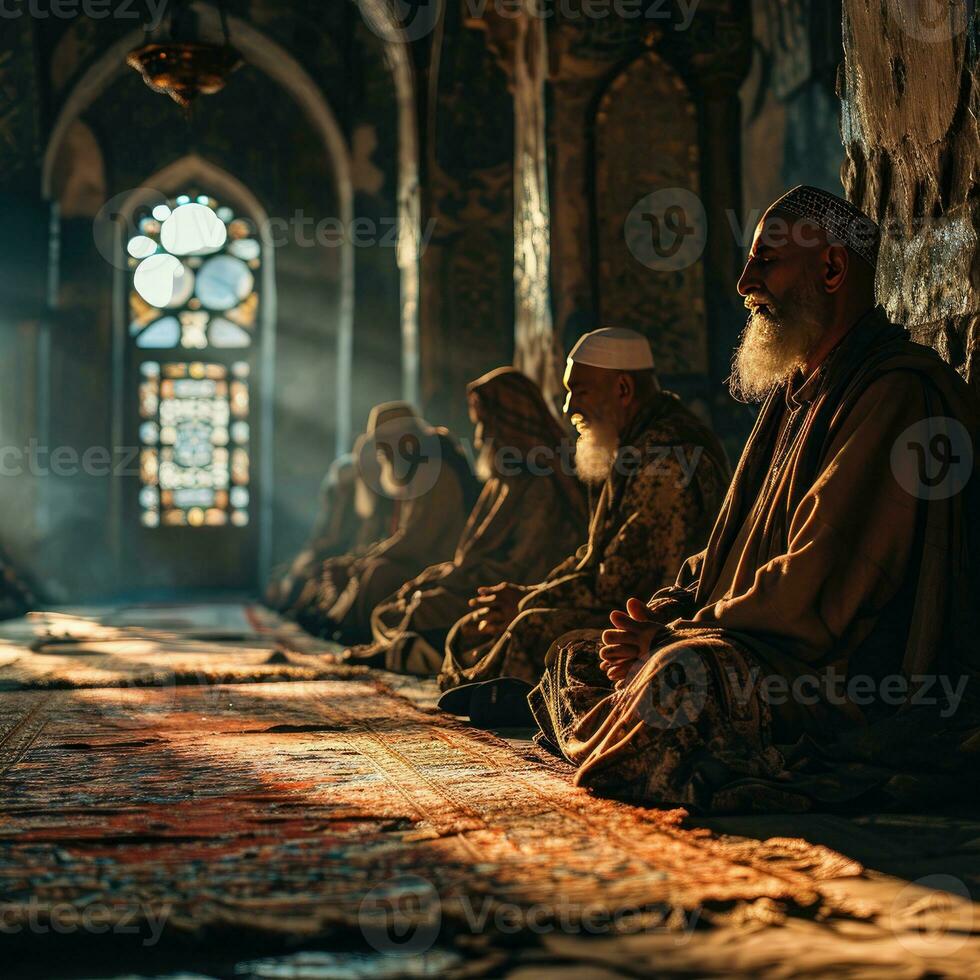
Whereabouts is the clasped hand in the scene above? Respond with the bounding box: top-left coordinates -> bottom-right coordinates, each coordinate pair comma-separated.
599,597 -> 664,685
468,582 -> 523,635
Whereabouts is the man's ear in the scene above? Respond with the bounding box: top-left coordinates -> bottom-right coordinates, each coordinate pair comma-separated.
824,244 -> 849,294
616,372 -> 636,404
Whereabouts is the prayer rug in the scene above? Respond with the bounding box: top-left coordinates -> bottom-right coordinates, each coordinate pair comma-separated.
0,676 -> 861,950
0,607 -> 358,692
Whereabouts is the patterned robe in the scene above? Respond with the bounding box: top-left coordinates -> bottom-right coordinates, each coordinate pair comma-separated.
531,310 -> 980,813
440,391 -> 730,687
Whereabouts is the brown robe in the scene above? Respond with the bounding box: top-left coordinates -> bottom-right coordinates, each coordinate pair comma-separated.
367,367 -> 588,674
293,407 -> 479,644
370,472 -> 587,674
265,455 -> 359,613
531,309 -> 980,812
322,437 -> 476,644
441,390 -> 731,687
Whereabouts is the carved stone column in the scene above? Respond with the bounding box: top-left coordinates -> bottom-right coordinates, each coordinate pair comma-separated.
463,4 -> 563,405
417,6 -> 515,432
841,0 -> 980,383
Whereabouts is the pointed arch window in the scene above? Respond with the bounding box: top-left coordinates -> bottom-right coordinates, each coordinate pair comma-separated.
127,193 -> 260,529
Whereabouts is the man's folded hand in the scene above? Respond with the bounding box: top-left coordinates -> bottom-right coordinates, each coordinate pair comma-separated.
599,597 -> 665,685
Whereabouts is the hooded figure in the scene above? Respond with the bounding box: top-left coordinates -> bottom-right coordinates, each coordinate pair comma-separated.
294,402 -> 479,645
274,434 -> 394,619
348,367 -> 589,674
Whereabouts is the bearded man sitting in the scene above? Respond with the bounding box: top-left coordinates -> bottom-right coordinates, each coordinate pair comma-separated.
439,328 -> 730,691
530,187 -> 980,813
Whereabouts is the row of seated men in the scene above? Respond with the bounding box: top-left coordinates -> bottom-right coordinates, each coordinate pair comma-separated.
267,186 -> 980,814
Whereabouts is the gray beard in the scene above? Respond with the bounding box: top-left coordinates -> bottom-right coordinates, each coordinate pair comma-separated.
730,285 -> 826,402
575,425 -> 618,485
474,441 -> 495,482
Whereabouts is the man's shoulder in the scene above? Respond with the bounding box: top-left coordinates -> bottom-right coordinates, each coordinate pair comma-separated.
857,339 -> 977,415
631,392 -> 726,463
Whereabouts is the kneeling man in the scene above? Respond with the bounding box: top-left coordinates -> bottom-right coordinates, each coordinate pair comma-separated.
531,187 -> 980,812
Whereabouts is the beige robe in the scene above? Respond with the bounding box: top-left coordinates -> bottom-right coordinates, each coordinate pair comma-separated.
325,455 -> 472,643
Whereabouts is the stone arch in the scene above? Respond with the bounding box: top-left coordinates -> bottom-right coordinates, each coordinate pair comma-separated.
355,0 -> 422,408
41,5 -> 356,452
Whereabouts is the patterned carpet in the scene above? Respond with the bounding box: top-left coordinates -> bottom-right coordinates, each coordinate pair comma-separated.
0,606 -> 864,967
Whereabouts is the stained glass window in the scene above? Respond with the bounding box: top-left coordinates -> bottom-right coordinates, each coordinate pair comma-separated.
129,193 -> 258,529
138,361 -> 251,528
127,194 -> 260,350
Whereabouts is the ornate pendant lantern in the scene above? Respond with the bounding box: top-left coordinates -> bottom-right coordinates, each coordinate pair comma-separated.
127,2 -> 241,109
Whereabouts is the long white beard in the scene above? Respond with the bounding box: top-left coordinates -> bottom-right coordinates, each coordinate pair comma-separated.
575,424 -> 618,485
730,281 -> 826,402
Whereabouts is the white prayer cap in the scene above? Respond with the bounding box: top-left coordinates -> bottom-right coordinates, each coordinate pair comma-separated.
567,327 -> 655,372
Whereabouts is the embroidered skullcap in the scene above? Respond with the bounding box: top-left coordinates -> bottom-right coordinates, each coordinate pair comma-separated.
768,185 -> 881,269
567,328 -> 655,372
